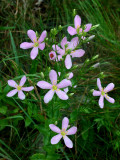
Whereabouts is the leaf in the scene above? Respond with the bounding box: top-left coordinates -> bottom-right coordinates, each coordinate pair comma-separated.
25,117 -> 32,127
0,106 -> 7,115
30,153 -> 46,160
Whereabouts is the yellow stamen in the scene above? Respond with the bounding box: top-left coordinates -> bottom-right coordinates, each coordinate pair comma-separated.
17,85 -> 22,91
52,85 -> 57,91
61,128 -> 68,138
34,41 -> 39,47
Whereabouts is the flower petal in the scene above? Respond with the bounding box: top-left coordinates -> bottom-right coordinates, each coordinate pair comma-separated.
97,78 -> 102,91
71,49 -> 85,58
61,37 -> 67,49
27,30 -> 37,42
62,117 -> 69,130
104,95 -> 115,104
8,80 -> 17,88
49,70 -> 57,85
68,37 -> 79,50
63,136 -> 73,148
93,90 -> 101,96
18,90 -> 25,100
30,47 -> 38,60
99,95 -> 104,108
20,42 -> 34,49
19,76 -> 26,86
7,89 -> 18,97
74,15 -> 81,29
22,86 -> 34,91
38,42 -> 45,50
104,83 -> 115,93
51,134 -> 62,144
37,81 -> 52,89
49,51 -> 56,60
56,90 -> 68,100
64,88 -> 69,93
38,30 -> 47,43
84,24 -> 92,32
49,124 -> 61,133
67,126 -> 77,135
44,89 -> 55,103
65,55 -> 72,69
57,55 -> 63,61
67,26 -> 77,36
52,45 -> 61,52
57,79 -> 71,88
68,72 -> 73,79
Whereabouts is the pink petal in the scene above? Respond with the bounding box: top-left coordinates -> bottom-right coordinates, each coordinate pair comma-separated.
67,126 -> 77,135
84,24 -> 92,32
104,83 -> 115,93
93,90 -> 101,96
97,78 -> 102,91
49,70 -> 57,85
71,49 -> 85,58
52,45 -> 61,52
65,55 -> 72,69
57,79 -> 71,88
38,30 -> 47,43
63,136 -> 73,148
56,90 -> 68,100
22,86 -> 34,91
62,117 -> 69,130
74,15 -> 81,29
37,81 -> 52,89
20,42 -> 34,49
57,55 -> 63,61
18,90 -> 25,100
99,95 -> 104,108
44,89 -> 55,103
68,72 -> 73,79
8,80 -> 17,88
64,88 -> 69,93
7,89 -> 18,97
49,124 -> 61,133
30,47 -> 38,60
27,30 -> 37,42
67,26 -> 77,36
51,134 -> 62,144
38,42 -> 45,50
61,37 -> 67,49
104,95 -> 115,104
67,37 -> 79,50
19,76 -> 26,86
58,72 -> 61,76
49,51 -> 56,60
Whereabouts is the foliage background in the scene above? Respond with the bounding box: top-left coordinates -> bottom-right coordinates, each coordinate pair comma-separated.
0,0 -> 120,159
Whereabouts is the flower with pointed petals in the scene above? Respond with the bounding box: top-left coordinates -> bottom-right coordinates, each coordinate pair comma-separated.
49,117 -> 77,148
37,70 -> 71,103
20,30 -> 47,60
52,37 -> 85,69
67,15 -> 92,36
93,78 -> 115,108
7,76 -> 34,100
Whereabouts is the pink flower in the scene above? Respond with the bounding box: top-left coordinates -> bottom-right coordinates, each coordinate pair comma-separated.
49,117 -> 77,148
93,78 -> 115,108
20,30 -> 47,60
49,51 -> 56,60
67,15 -> 92,36
7,76 -> 34,100
37,70 -> 71,103
53,37 -> 85,69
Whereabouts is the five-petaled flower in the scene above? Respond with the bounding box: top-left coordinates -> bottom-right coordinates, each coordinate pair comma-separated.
7,76 -> 34,100
93,78 -> 115,108
20,30 -> 47,60
49,117 -> 77,148
67,15 -> 92,36
37,70 -> 72,103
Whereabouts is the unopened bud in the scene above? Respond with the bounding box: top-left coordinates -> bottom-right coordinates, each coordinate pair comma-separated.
40,72 -> 44,78
91,62 -> 100,68
45,38 -> 48,42
55,121 -> 58,125
100,72 -> 106,78
85,59 -> 90,63
58,25 -> 62,30
73,65 -> 78,69
35,31 -> 39,38
88,35 -> 95,40
73,9 -> 76,16
91,24 -> 100,31
90,89 -> 94,93
92,54 -> 99,60
69,93 -> 74,96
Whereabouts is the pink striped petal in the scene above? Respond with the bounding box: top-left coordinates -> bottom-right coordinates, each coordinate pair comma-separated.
20,42 -> 33,49
56,90 -> 68,100
104,95 -> 115,104
49,124 -> 61,133
19,76 -> 26,86
67,26 -> 77,35
38,42 -> 45,50
93,90 -> 101,96
68,37 -> 79,50
63,136 -> 73,148
84,24 -> 92,32
97,78 -> 102,91
62,117 -> 69,130
22,86 -> 34,91
99,95 -> 104,108
8,80 -> 17,88
57,79 -> 71,88
27,30 -> 37,42
30,47 -> 38,60
74,15 -> 81,29
44,89 -> 55,103
71,49 -> 85,58
67,126 -> 77,135
104,83 -> 115,93
61,37 -> 67,49
18,90 -> 25,100
37,81 -> 52,89
7,89 -> 18,97
49,70 -> 57,85
65,55 -> 72,69
38,30 -> 47,43
51,134 -> 62,144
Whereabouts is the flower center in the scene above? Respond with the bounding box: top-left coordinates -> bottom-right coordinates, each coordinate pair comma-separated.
52,85 -> 57,91
101,88 -> 105,96
61,129 -> 67,138
77,25 -> 80,29
34,41 -> 39,47
17,85 -> 22,91
50,53 -> 54,58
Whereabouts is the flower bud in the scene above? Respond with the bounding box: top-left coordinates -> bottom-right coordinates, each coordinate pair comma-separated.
85,59 -> 90,63
69,93 -> 74,96
58,25 -> 62,30
92,54 -> 99,60
55,121 -> 58,125
91,24 -> 100,31
88,35 -> 95,41
40,72 -> 44,78
73,9 -> 76,16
